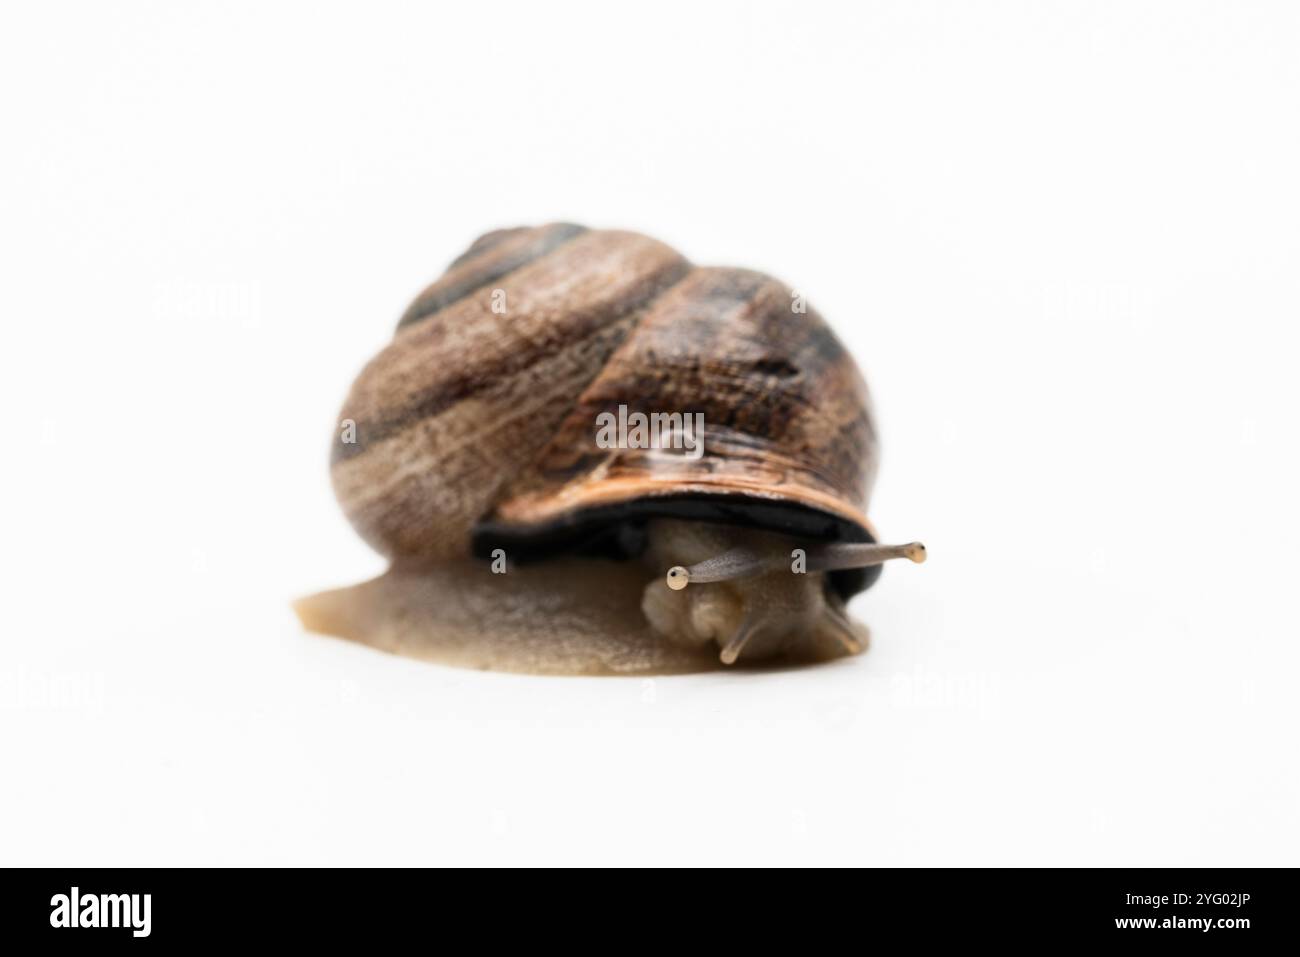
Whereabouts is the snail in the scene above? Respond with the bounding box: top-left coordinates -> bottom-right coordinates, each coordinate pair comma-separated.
294,223 -> 926,675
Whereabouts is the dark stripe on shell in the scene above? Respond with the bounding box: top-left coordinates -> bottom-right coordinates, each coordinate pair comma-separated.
333,232 -> 692,465
396,222 -> 588,330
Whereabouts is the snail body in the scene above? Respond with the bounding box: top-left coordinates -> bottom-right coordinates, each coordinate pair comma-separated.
296,224 -> 925,674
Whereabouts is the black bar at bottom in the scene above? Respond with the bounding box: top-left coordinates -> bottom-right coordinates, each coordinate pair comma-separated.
0,867 -> 1290,945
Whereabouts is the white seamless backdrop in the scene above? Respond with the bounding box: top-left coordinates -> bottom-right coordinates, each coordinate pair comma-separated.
1,0 -> 1297,866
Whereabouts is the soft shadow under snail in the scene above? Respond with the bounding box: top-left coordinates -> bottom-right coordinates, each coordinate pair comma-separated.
295,224 -> 926,675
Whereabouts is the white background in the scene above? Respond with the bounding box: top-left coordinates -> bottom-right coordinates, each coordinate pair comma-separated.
2,1 -> 1297,866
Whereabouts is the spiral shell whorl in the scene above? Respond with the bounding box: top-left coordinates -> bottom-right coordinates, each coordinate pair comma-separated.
329,225 -> 878,573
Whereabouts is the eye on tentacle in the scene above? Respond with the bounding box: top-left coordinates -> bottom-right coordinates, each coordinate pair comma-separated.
645,520 -> 925,667
665,540 -> 927,590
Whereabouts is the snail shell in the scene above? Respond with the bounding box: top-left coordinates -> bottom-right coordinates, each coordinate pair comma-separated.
299,224 -> 921,674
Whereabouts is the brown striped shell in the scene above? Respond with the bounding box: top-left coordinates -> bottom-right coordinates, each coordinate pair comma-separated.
329,224 -> 883,598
